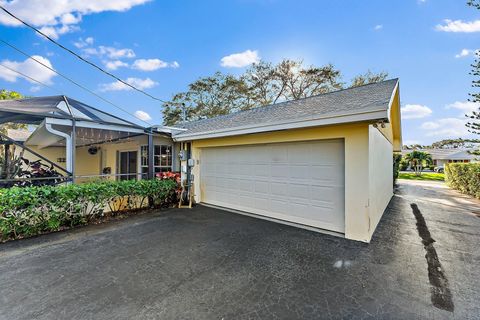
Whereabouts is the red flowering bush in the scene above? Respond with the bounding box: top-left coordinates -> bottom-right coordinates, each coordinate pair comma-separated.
156,171 -> 181,183
156,171 -> 182,203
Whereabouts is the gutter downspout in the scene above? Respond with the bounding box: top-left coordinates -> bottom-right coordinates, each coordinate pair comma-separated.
44,122 -> 72,174
63,96 -> 76,183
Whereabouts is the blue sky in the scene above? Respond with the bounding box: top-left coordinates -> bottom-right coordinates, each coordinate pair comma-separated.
0,0 -> 479,145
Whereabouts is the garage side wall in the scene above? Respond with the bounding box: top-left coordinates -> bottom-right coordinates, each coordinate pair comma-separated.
190,123 -> 372,242
368,125 -> 393,239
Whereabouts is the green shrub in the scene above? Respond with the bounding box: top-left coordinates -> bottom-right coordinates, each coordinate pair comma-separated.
393,153 -> 402,184
445,163 -> 480,199
0,178 -> 178,241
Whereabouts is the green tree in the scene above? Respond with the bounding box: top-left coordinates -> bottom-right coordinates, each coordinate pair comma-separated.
467,0 -> 480,9
431,138 -> 480,149
464,1 -> 480,155
0,89 -> 26,136
0,89 -> 26,181
163,59 -> 389,126
162,72 -> 252,125
466,48 -> 480,134
404,151 -> 433,176
350,70 -> 389,88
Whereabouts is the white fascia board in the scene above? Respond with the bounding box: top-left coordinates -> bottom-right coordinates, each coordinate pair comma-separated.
45,117 -> 145,134
152,125 -> 188,133
173,110 -> 388,142
386,79 -> 399,123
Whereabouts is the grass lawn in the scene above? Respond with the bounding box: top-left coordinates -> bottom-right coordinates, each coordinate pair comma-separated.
398,172 -> 445,181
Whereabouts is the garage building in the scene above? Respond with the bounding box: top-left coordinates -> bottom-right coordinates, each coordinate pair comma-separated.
173,79 -> 402,242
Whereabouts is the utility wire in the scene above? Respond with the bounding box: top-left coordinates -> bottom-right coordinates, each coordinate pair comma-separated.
0,62 -> 62,95
0,39 -> 153,127
0,5 -> 167,104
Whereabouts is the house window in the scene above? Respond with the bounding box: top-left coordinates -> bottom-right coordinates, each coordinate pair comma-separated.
141,145 -> 172,176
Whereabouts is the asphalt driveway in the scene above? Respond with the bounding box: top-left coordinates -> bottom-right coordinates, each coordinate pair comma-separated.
0,180 -> 479,319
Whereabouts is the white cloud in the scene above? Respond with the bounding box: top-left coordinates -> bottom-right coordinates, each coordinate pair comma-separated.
220,49 -> 260,68
132,59 -> 168,71
0,0 -> 151,38
421,118 -> 471,137
38,24 -> 79,40
455,49 -> 474,58
0,55 -> 56,84
99,77 -> 158,92
454,49 -> 479,58
134,110 -> 152,121
446,101 -> 479,115
401,104 -> 433,119
30,86 -> 42,92
436,19 -> 480,33
374,24 -> 383,31
131,59 -> 179,71
73,37 -> 94,48
83,46 -> 135,59
105,60 -> 129,70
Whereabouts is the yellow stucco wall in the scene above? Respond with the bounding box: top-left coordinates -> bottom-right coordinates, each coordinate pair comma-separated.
21,146 -> 68,171
22,135 -> 177,182
368,125 -> 394,238
190,123 -> 374,242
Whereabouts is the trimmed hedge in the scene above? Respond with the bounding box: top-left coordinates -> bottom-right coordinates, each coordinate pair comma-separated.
445,163 -> 480,199
0,178 -> 178,241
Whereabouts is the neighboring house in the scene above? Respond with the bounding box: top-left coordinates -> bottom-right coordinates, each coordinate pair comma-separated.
401,149 -> 478,168
1,79 -> 401,242
427,149 -> 477,166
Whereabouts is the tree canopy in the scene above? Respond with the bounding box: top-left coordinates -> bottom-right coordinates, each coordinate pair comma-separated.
0,89 -> 26,136
403,138 -> 480,150
162,59 -> 388,126
466,1 -> 480,134
404,151 -> 432,176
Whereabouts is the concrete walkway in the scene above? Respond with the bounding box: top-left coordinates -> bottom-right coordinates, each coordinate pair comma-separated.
0,180 -> 479,319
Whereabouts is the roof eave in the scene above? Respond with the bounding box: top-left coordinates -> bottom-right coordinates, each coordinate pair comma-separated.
173,109 -> 388,142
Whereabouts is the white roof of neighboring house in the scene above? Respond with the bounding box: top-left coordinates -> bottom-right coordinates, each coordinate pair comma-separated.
6,128 -> 32,142
402,149 -> 477,160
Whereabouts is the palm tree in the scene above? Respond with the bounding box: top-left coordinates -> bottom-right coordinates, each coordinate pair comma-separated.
404,151 -> 432,176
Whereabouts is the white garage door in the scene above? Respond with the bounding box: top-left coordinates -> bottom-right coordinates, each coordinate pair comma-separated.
200,139 -> 345,233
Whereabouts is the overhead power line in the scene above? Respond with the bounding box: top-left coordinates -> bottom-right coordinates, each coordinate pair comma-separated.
0,5 -> 167,104
0,39 -> 153,127
0,62 -> 62,94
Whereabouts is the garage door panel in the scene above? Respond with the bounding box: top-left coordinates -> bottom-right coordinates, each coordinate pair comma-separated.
254,164 -> 270,177
271,182 -> 288,197
310,165 -> 343,182
270,145 -> 288,162
287,183 -> 311,200
289,165 -> 311,180
200,139 -> 345,233
288,145 -> 312,164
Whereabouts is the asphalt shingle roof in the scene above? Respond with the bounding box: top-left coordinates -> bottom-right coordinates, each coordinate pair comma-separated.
174,78 -> 398,137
